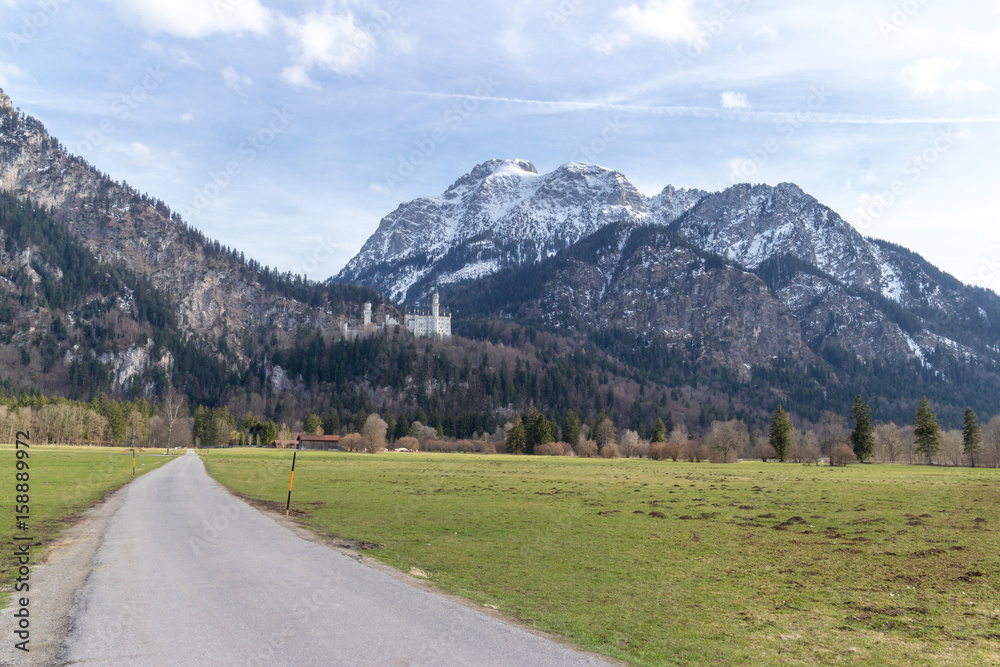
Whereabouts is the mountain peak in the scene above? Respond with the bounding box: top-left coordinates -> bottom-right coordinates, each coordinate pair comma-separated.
0,88 -> 13,112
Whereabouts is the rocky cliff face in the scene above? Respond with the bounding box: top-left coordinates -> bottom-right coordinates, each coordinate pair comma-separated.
0,92 -> 340,360
337,159 -> 705,301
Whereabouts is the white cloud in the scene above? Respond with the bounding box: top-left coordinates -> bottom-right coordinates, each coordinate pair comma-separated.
593,0 -> 700,53
720,91 -> 750,110
181,112 -> 194,123
109,0 -> 273,39
0,62 -> 27,87
899,58 -> 992,99
141,39 -> 164,55
280,65 -> 318,90
221,66 -> 253,93
170,48 -> 201,69
753,22 -> 778,43
281,10 -> 377,86
113,140 -> 180,168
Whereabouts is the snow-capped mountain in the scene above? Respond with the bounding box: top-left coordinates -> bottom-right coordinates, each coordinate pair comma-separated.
339,160 -> 1000,409
336,159 -> 705,301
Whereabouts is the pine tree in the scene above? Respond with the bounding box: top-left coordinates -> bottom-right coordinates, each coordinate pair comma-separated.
562,409 -> 581,447
524,408 -> 554,454
303,413 -> 322,435
962,408 -> 981,467
768,405 -> 793,462
651,418 -> 667,444
507,416 -> 526,454
321,407 -> 341,436
914,397 -> 940,464
850,395 -> 875,463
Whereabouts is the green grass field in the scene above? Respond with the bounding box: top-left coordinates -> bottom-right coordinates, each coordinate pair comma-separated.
0,444 -> 173,607
204,450 -> 1000,665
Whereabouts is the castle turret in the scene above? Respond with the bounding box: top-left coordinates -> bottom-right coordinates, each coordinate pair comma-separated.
363,302 -> 372,327
432,290 -> 440,319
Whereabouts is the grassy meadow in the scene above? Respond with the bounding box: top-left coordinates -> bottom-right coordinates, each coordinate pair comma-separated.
203,450 -> 1000,666
0,444 -> 174,607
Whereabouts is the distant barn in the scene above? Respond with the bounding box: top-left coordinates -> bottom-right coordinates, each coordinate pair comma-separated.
295,434 -> 343,451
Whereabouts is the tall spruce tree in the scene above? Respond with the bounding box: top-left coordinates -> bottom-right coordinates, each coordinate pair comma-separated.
651,418 -> 667,444
962,408 -> 981,467
850,395 -> 875,463
523,408 -> 553,454
321,407 -> 341,435
769,405 -> 793,462
562,409 -> 581,447
914,397 -> 940,464
506,416 -> 527,454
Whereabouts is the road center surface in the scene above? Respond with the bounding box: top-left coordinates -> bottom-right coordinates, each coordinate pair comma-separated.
61,451 -> 611,666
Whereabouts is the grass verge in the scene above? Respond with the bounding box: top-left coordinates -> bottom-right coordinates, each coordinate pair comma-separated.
0,444 -> 174,607
204,450 -> 1000,666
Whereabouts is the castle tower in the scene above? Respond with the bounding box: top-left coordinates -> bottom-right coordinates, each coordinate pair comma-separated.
363,302 -> 372,327
432,290 -> 440,319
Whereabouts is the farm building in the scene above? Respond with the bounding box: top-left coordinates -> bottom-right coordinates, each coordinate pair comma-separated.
295,434 -> 343,451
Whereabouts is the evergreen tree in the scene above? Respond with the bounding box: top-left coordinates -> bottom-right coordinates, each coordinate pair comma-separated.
562,409 -> 581,447
524,408 -> 554,454
260,420 -> 277,446
507,416 -> 527,454
914,397 -> 940,464
303,413 -> 322,435
849,395 -> 875,463
768,405 -> 793,462
962,408 -> 981,467
651,417 -> 667,443
321,407 -> 341,436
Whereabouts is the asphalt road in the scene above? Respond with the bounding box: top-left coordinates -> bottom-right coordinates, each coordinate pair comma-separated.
60,451 -> 611,666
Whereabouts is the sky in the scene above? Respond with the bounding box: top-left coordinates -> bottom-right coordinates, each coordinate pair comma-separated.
1,0 -> 998,291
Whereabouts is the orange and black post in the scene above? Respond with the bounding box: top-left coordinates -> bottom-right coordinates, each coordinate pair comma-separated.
285,451 -> 297,517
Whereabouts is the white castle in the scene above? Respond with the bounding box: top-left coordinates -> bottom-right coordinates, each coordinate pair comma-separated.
405,290 -> 451,339
342,301 -> 395,340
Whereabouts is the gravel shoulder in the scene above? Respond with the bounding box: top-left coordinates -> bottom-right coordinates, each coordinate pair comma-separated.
0,482 -> 132,666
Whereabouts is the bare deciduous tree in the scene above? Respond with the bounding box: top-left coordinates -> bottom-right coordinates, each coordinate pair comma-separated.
360,414 -> 388,453
618,429 -> 640,458
874,422 -> 903,462
704,420 -> 749,463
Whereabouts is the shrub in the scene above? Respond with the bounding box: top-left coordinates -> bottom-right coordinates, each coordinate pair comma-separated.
455,439 -> 477,453
684,440 -> 709,462
649,443 -> 671,461
394,436 -> 419,452
477,440 -> 497,455
536,441 -> 570,456
341,433 -> 364,452
831,443 -> 857,467
575,439 -> 599,458
618,430 -> 641,458
600,443 -> 620,459
795,442 -> 820,464
751,443 -> 777,462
